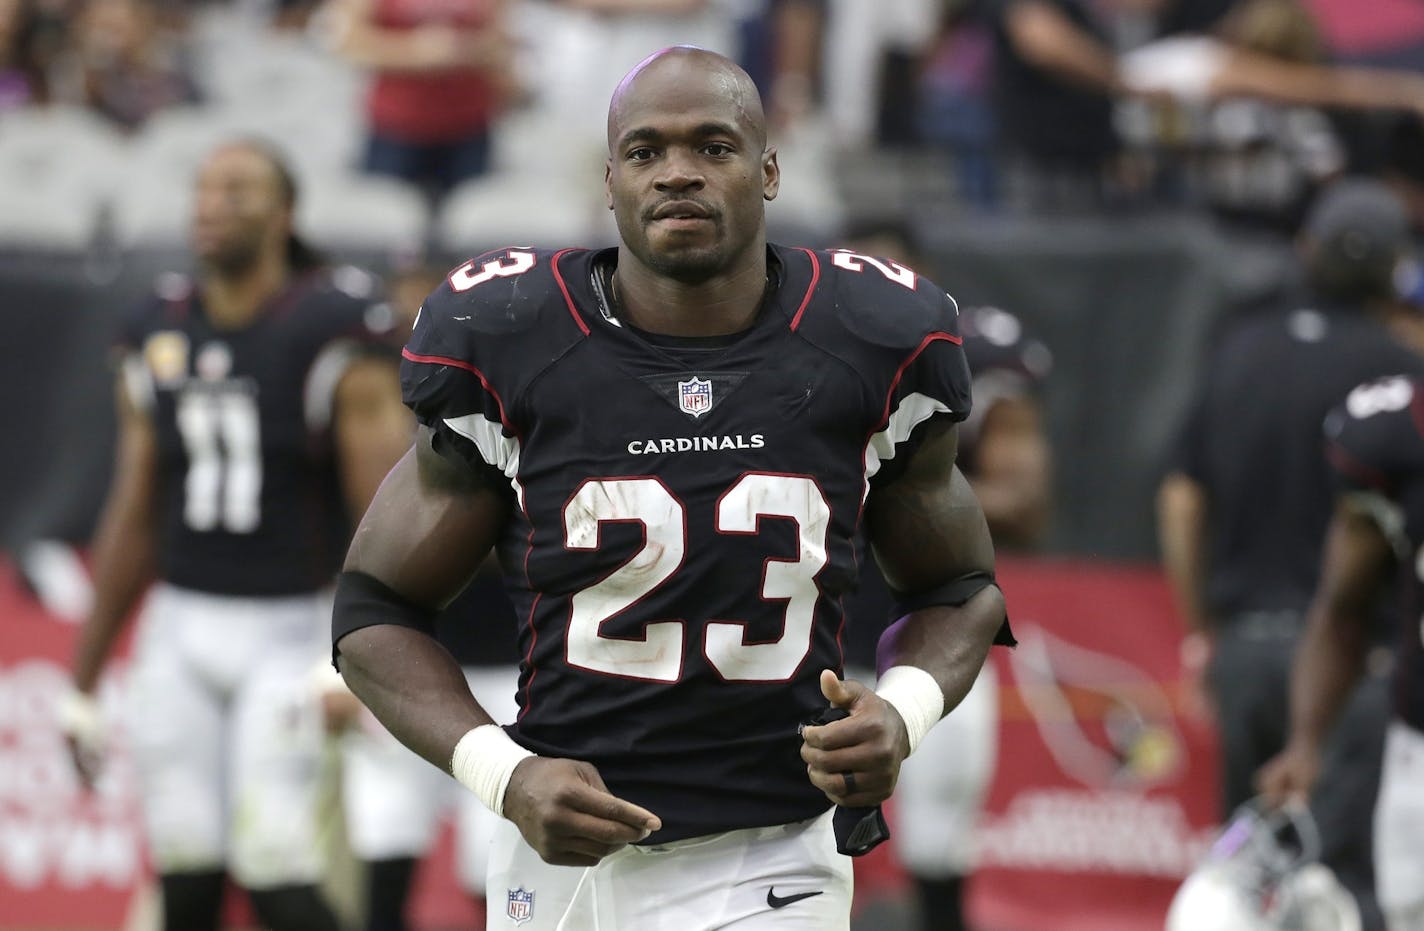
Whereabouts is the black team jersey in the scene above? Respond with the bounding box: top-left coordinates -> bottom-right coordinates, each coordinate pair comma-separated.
1170,306 -> 1424,622
401,244 -> 974,842
119,269 -> 388,597
1325,375 -> 1424,733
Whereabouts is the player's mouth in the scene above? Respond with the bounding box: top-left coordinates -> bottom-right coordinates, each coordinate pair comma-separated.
649,200 -> 716,230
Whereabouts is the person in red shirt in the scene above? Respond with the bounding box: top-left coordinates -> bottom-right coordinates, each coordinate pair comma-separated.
326,0 -> 511,204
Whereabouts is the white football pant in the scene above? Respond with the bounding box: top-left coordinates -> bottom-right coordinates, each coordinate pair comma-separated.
126,584 -> 335,888
1375,720 -> 1424,929
486,809 -> 852,930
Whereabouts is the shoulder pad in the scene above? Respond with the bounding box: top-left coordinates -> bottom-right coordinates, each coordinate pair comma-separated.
404,247 -> 589,392
813,248 -> 961,350
419,247 -> 575,338
1325,375 -> 1424,487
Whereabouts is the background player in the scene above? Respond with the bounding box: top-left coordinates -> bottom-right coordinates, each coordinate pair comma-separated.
1157,178 -> 1424,929
1258,372 -> 1424,931
839,222 -> 1052,931
331,46 -> 1011,930
323,261 -> 526,931
57,139 -> 411,931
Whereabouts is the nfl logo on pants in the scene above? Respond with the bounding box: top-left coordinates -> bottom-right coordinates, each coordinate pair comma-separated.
507,888 -> 534,925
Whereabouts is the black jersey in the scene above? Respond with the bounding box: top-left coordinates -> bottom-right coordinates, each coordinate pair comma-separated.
843,305 -> 1049,670
1171,306 -> 1424,622
119,268 -> 389,596
1325,375 -> 1424,732
401,244 -> 973,841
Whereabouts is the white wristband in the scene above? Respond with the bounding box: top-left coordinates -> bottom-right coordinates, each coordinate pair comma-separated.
451,724 -> 535,818
875,666 -> 945,756
57,688 -> 104,747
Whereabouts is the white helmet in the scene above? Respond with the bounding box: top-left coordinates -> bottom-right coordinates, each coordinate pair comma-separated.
1165,800 -> 1361,931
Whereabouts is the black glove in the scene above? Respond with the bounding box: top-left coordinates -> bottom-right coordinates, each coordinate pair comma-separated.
803,706 -> 892,857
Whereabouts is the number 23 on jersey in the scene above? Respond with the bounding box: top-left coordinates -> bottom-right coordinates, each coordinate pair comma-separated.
565,474 -> 829,684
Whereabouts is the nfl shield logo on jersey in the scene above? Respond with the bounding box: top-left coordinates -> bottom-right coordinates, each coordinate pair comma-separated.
678,376 -> 713,418
506,888 -> 534,925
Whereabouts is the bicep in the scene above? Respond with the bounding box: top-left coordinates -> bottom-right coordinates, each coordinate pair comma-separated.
345,425 -> 513,608
865,422 -> 995,593
1317,499 -> 1396,618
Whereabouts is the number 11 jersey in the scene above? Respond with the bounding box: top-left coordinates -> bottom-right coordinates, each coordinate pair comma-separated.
120,269 -> 389,596
402,244 -> 973,841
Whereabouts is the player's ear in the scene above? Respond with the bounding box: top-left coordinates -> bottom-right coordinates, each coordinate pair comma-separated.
762,147 -> 780,202
605,159 -> 614,210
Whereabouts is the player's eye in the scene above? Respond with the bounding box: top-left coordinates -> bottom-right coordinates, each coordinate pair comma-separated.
703,143 -> 733,157
627,147 -> 656,161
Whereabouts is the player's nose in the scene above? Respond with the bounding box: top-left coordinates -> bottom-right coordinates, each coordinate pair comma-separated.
653,148 -> 705,192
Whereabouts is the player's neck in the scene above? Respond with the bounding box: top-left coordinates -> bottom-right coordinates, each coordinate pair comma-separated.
201,251 -> 291,330
612,246 -> 769,337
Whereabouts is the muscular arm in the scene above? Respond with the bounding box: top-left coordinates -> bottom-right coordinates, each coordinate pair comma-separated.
335,427 -> 511,769
801,422 -> 1006,807
332,355 -> 413,521
1287,501 -> 1391,753
337,426 -> 660,861
71,373 -> 158,694
865,422 -> 1007,712
1259,499 -> 1393,803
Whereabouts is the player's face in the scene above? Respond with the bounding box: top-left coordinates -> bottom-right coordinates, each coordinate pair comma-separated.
606,72 -> 779,283
192,146 -> 291,273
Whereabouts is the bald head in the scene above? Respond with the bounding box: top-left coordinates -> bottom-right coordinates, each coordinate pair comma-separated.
607,46 -> 768,154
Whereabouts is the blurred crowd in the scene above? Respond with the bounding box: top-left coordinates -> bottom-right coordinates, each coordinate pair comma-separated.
0,0 -> 1422,255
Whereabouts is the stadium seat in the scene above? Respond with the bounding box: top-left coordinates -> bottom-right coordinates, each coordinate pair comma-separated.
436,170 -> 597,254
0,106 -> 129,247
111,107 -> 235,247
296,172 -> 430,254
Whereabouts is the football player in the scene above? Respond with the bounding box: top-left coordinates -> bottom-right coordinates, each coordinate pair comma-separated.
328,262 -> 526,931
837,242 -> 1051,930
1159,179 -> 1424,931
59,140 -> 410,931
333,47 -> 1013,930
1259,373 -> 1424,931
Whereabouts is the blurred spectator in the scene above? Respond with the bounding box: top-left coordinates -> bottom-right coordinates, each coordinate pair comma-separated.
982,0 -> 1126,209
51,0 -> 199,130
1157,179 -> 1424,931
322,0 -> 511,206
0,0 -> 47,108
918,0 -> 997,206
735,0 -> 824,132
1116,0 -> 1424,230
822,0 -> 939,147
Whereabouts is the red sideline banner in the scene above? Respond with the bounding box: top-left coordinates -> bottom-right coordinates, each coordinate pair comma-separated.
968,557 -> 1220,931
0,558 -> 143,930
0,555 -> 1218,929
0,556 -> 478,931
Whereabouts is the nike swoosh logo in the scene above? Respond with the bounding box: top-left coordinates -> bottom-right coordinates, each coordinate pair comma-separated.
767,888 -> 824,909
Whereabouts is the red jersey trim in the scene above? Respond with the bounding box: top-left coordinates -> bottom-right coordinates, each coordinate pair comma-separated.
550,248 -> 592,336
788,248 -> 822,331
400,348 -> 513,429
